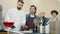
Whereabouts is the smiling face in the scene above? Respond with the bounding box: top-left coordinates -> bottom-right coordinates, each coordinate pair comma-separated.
51,10 -> 58,18
51,13 -> 57,18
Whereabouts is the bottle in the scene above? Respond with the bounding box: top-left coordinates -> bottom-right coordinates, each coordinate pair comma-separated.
39,20 -> 43,33
37,25 -> 40,33
33,23 -> 37,33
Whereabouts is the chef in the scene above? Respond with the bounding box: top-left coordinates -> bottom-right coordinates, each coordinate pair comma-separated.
4,0 -> 26,31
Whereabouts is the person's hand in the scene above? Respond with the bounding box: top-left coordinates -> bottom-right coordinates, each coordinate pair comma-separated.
6,27 -> 12,30
25,25 -> 28,28
23,25 -> 28,28
29,29 -> 33,31
33,18 -> 37,25
33,18 -> 39,27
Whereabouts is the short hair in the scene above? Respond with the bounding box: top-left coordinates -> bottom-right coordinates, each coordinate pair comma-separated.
51,10 -> 58,15
30,5 -> 37,14
17,0 -> 24,4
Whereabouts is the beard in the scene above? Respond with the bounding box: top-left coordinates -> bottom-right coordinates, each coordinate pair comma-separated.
17,7 -> 22,10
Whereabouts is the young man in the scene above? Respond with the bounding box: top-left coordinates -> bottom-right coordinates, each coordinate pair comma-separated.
4,0 -> 26,31
47,10 -> 60,34
24,5 -> 39,31
47,10 -> 60,24
38,12 -> 49,33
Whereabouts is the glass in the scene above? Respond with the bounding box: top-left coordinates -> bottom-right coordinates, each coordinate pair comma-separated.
3,22 -> 14,34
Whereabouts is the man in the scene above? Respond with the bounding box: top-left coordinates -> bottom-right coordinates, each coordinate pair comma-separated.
47,10 -> 60,34
47,10 -> 60,24
4,0 -> 26,31
24,5 -> 39,32
38,12 -> 49,33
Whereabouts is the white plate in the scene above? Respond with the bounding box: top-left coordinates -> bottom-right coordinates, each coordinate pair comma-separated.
5,29 -> 33,33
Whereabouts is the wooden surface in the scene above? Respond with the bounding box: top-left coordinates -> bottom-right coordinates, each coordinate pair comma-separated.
0,32 -> 11,34
0,32 -> 7,34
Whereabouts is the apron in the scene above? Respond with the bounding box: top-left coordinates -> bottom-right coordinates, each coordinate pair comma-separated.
50,18 -> 60,34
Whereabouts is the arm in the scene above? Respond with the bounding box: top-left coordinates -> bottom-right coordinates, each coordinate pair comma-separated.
46,19 -> 52,25
33,18 -> 39,27
21,12 -> 26,26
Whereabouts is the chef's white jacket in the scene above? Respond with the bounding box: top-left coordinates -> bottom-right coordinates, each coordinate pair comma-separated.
4,8 -> 26,31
